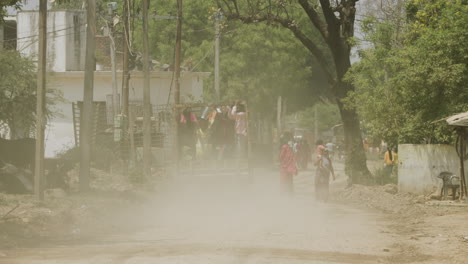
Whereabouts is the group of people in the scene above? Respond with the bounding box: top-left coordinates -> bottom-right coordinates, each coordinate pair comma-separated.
178,102 -> 248,160
279,133 -> 335,201
279,133 -> 400,199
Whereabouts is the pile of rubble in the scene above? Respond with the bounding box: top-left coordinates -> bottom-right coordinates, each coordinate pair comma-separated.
333,184 -> 429,216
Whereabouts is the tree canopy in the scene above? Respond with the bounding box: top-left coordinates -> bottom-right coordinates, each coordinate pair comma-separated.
346,0 -> 468,146
117,0 -> 326,117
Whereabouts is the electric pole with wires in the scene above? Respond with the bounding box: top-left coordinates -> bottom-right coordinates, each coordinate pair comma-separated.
173,0 -> 183,170
214,10 -> 222,102
142,0 -> 152,179
80,0 -> 97,191
34,0 -> 47,199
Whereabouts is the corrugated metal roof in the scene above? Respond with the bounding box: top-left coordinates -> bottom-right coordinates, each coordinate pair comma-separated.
446,111 -> 468,127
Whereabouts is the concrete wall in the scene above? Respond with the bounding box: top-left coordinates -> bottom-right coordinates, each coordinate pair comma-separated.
17,10 -> 86,72
398,144 -> 468,194
45,71 -> 209,157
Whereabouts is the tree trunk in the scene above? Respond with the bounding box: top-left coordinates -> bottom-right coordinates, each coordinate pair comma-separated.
333,51 -> 372,184
336,96 -> 371,184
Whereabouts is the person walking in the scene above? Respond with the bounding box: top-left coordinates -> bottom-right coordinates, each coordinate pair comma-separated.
315,148 -> 335,201
279,132 -> 297,194
383,147 -> 398,183
228,102 -> 247,158
179,108 -> 198,159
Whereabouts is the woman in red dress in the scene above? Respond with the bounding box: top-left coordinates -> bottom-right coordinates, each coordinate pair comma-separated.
279,132 -> 298,194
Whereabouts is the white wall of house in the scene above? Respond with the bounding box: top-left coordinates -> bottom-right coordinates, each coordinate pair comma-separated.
45,71 -> 209,157
17,10 -> 86,72
398,144 -> 468,194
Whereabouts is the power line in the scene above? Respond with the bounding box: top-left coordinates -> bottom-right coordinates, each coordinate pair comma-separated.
3,22 -> 86,43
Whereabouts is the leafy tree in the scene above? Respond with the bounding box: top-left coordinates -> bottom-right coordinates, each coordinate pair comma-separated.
216,0 -> 371,183
290,103 -> 341,135
0,0 -> 22,21
126,1 -> 325,117
0,50 -> 62,138
346,0 -> 468,146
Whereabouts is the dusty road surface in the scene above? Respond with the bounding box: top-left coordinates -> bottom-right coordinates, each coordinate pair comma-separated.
0,168 -> 412,263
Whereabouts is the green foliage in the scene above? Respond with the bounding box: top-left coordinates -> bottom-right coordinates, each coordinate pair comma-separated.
219,22 -> 321,117
125,1 -> 324,117
0,50 -> 37,135
49,0 -> 326,120
0,50 -> 63,137
346,0 -> 468,145
51,0 -> 84,10
0,0 -> 22,21
290,103 -> 341,134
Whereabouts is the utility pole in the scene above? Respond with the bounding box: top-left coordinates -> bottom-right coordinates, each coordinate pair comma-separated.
173,0 -> 182,166
142,0 -> 152,178
121,0 -> 131,172
107,2 -> 119,117
314,104 -> 318,142
34,0 -> 47,199
277,96 -> 282,135
80,0 -> 96,191
0,24 -> 4,50
214,11 -> 221,101
121,0 -> 130,119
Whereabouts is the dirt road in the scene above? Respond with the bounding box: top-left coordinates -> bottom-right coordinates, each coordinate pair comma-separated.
0,167 -> 442,263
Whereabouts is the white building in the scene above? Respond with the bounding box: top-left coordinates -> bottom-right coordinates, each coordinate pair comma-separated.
17,10 -> 86,71
15,10 -> 209,157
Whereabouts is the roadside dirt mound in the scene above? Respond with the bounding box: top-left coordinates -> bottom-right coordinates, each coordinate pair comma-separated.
0,168 -> 161,249
333,184 -> 428,216
65,167 -> 134,192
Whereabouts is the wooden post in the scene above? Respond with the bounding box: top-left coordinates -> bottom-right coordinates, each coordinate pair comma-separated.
173,0 -> 182,170
80,0 -> 96,191
129,107 -> 136,166
0,23 -> 4,50
121,0 -> 130,118
214,11 -> 220,101
121,0 -> 131,176
34,0 -> 47,199
246,101 -> 253,182
142,0 -> 152,178
107,5 -> 119,116
459,129 -> 466,199
277,96 -> 282,135
314,104 -> 318,142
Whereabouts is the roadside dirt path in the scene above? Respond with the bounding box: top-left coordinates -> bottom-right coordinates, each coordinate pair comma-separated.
0,166 -> 439,263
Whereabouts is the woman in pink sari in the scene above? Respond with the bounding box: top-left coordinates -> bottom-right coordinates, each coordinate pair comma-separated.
279,132 -> 298,194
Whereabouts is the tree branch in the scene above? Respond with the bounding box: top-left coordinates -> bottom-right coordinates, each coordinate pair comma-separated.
319,0 -> 339,31
224,13 -> 335,84
298,0 -> 329,41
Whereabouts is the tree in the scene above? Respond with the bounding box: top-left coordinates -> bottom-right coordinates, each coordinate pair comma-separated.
346,0 -> 468,145
0,0 -> 22,21
216,0 -> 371,183
0,50 -> 62,138
126,1 -> 325,117
291,103 -> 341,134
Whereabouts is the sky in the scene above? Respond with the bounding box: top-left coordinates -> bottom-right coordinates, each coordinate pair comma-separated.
6,0 -> 51,16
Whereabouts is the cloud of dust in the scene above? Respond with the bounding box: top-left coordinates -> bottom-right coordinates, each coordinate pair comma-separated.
126,170 -> 329,247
